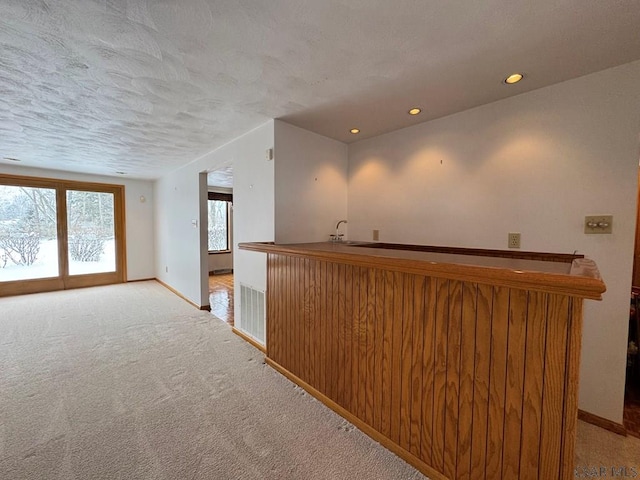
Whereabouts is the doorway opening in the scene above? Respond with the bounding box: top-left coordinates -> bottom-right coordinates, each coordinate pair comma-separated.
205,166 -> 234,326
626,166 -> 640,438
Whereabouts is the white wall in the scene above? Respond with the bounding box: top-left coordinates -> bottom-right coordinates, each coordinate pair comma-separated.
0,164 -> 155,280
154,121 -> 275,312
348,60 -> 640,423
232,123 -> 276,333
154,167 -> 204,305
274,120 -> 348,243
208,250 -> 234,273
209,253 -> 233,273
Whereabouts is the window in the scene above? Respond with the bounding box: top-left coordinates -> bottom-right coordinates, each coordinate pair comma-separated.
208,192 -> 232,252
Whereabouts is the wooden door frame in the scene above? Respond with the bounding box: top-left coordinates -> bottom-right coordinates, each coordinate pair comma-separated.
0,174 -> 126,297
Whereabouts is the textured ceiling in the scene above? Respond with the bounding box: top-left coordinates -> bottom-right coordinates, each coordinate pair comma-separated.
1,0 -> 640,180
207,165 -> 233,188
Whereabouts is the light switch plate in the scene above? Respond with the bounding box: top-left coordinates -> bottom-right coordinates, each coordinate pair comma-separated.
584,215 -> 613,234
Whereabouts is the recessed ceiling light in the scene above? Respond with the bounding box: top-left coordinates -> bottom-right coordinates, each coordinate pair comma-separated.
504,73 -> 524,84
350,128 -> 360,134
408,107 -> 422,115
2,157 -> 21,162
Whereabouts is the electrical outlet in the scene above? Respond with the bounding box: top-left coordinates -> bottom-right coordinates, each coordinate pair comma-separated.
508,232 -> 521,249
165,266 -> 168,273
373,229 -> 379,241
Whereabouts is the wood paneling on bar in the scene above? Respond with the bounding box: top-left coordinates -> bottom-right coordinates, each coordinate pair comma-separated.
263,252 -> 594,480
241,242 -> 605,480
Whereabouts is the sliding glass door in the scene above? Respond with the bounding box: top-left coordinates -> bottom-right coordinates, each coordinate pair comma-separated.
67,190 -> 116,275
0,185 -> 59,282
0,175 -> 125,296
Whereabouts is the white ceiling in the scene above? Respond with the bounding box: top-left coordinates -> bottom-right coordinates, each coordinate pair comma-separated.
1,0 -> 640,181
206,165 -> 233,188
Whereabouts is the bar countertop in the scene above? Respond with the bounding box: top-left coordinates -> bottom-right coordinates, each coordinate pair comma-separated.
239,241 -> 606,300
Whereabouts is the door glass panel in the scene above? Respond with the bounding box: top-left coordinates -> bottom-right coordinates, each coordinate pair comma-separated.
0,185 -> 59,281
67,190 -> 115,275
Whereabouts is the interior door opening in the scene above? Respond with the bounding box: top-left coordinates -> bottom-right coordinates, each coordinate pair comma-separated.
625,164 -> 640,438
204,167 -> 234,325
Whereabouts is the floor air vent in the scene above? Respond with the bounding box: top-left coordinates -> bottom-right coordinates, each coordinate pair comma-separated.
240,283 -> 265,344
211,268 -> 233,275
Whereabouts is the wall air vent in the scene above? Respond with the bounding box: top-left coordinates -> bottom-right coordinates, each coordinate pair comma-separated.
240,283 -> 265,344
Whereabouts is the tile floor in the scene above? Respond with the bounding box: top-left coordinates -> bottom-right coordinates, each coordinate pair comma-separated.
208,272 -> 234,326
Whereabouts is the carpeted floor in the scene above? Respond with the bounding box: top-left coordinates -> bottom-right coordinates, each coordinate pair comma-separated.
0,281 -> 428,480
2,281 -> 640,479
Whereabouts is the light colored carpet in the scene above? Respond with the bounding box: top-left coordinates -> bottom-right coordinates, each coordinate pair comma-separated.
0,281 -> 428,480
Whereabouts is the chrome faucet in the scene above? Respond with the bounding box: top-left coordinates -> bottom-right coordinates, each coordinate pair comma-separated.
333,220 -> 347,242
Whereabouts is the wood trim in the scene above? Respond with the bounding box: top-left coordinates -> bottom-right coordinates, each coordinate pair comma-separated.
240,241 -> 582,263
56,187 -> 69,280
239,242 -> 606,300
0,173 -> 127,191
364,242 -> 583,263
0,274 -> 125,298
633,167 -> 640,287
65,271 -> 124,289
119,189 -> 128,282
232,327 -> 266,353
155,279 -> 209,311
127,278 -> 156,283
578,409 -> 627,436
265,357 -> 449,480
0,277 -> 65,297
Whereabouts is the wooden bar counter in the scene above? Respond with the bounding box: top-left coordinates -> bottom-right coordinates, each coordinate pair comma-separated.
239,241 -> 605,480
